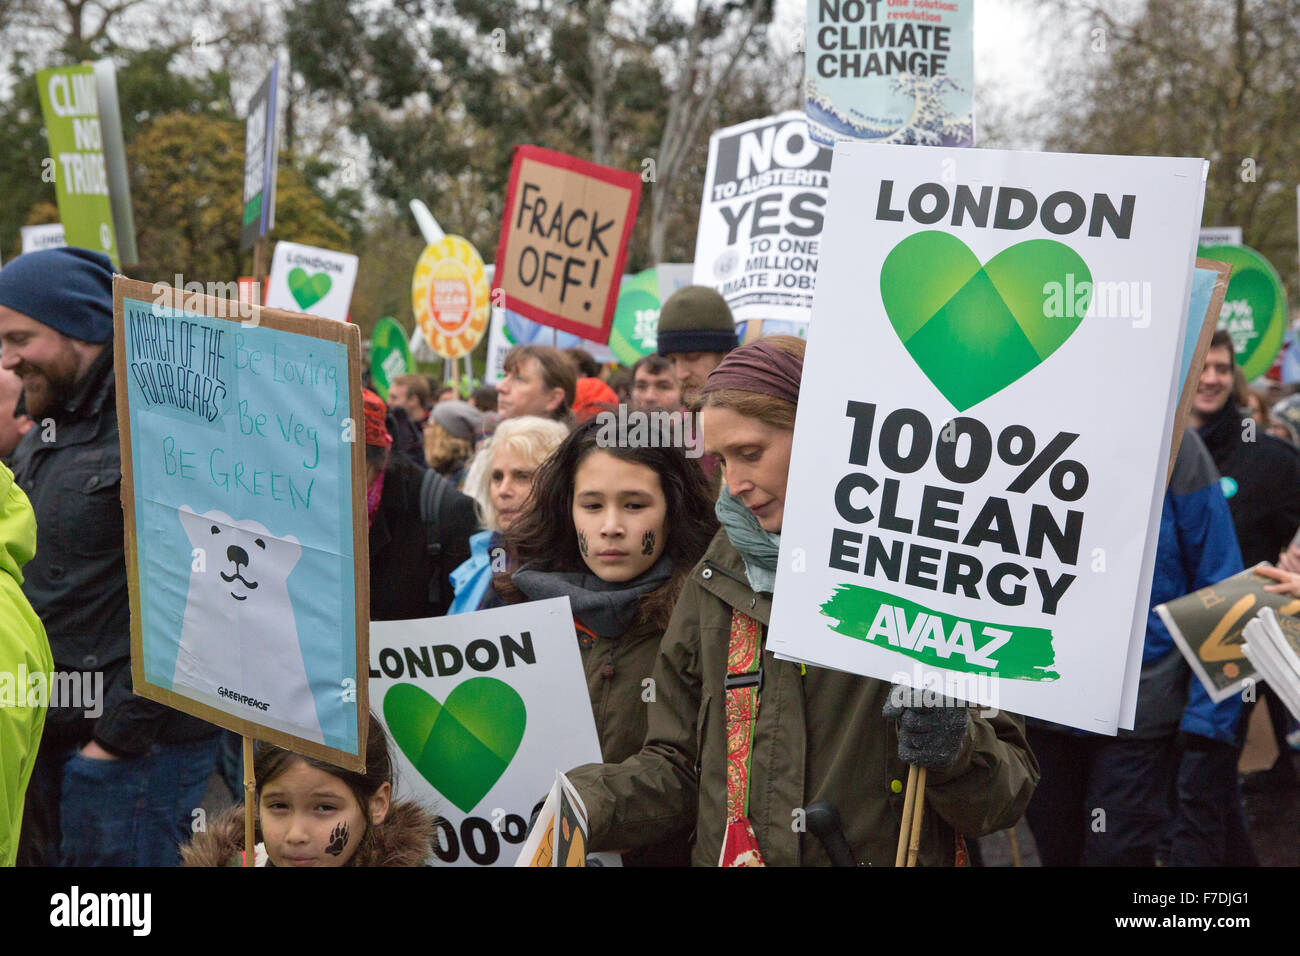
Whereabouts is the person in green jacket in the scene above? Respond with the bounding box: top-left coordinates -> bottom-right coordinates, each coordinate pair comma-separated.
564,336 -> 1039,866
0,461 -> 53,866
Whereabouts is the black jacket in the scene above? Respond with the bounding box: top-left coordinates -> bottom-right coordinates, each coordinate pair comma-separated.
369,455 -> 477,621
9,348 -> 216,756
1198,399 -> 1300,567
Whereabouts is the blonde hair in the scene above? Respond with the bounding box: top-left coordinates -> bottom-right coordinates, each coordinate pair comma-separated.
424,422 -> 474,475
463,416 -> 569,531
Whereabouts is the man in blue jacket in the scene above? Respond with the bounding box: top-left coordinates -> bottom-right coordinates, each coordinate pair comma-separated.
1026,427 -> 1252,865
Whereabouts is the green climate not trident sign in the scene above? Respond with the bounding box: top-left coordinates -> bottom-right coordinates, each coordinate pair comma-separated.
37,65 -> 118,265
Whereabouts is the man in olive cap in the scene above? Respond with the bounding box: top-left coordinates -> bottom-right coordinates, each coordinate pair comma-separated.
0,247 -> 219,866
655,285 -> 738,407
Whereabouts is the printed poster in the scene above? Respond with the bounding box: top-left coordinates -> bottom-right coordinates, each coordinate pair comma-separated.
805,0 -> 974,148
370,598 -> 618,867
20,223 -> 66,253
1195,243 -> 1288,381
411,236 -> 490,359
693,112 -> 832,325
114,277 -> 368,768
767,143 -> 1207,734
368,316 -> 413,401
1156,566 -> 1300,702
265,240 -> 360,323
37,65 -> 118,264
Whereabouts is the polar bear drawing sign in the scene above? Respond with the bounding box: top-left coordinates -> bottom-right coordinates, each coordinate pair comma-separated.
174,505 -> 324,743
115,276 -> 368,770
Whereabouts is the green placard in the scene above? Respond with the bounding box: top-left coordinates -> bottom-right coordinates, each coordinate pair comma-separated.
1197,243 -> 1288,380
37,65 -> 118,266
608,267 -> 660,366
370,316 -> 413,400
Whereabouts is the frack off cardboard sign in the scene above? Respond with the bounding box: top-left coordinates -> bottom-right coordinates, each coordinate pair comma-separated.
114,277 -> 368,769
492,145 -> 642,344
370,598 -> 618,867
768,144 -> 1207,734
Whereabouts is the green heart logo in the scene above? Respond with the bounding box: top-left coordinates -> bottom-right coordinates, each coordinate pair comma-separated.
383,678 -> 526,813
288,267 -> 333,311
880,232 -> 1092,411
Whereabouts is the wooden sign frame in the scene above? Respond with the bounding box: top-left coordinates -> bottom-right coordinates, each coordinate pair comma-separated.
1165,257 -> 1232,485
113,276 -> 369,771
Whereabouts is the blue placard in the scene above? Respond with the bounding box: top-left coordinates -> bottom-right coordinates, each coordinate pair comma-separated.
122,294 -> 358,755
1181,267 -> 1221,384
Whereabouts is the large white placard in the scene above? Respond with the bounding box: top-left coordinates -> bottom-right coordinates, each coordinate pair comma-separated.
370,597 -> 613,867
692,112 -> 831,325
768,143 -> 1206,734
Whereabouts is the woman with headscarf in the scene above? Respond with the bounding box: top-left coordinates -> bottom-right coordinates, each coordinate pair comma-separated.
561,336 -> 1039,866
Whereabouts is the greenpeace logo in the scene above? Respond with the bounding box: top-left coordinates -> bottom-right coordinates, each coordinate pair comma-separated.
50,886 -> 151,936
218,686 -> 270,711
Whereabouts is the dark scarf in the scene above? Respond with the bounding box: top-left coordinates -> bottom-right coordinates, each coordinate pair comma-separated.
511,555 -> 673,638
1197,397 -> 1246,463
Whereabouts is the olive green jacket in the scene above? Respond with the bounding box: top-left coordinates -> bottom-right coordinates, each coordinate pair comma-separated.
576,615 -> 690,867
567,529 -> 1039,866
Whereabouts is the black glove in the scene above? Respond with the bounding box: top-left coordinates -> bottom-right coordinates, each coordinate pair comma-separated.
883,683 -> 971,769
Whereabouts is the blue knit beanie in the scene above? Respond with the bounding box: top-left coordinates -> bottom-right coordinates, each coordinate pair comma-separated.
0,247 -> 114,343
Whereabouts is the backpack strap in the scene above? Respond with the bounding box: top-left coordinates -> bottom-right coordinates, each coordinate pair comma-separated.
419,469 -> 454,607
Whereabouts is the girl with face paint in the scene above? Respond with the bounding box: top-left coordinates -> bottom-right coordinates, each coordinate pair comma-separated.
180,716 -> 438,867
493,418 -> 719,865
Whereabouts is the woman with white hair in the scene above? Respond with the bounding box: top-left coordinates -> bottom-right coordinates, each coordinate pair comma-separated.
448,415 -> 569,614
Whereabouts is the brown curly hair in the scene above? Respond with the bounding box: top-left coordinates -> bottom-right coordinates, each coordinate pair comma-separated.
492,416 -> 719,628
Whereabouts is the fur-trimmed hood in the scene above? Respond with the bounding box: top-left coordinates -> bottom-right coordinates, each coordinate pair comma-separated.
181,800 -> 439,867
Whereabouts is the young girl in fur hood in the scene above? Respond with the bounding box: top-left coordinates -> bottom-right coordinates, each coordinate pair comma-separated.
183,716 -> 437,867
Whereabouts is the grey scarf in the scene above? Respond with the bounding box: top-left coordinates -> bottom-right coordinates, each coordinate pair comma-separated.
715,486 -> 780,593
511,555 -> 674,638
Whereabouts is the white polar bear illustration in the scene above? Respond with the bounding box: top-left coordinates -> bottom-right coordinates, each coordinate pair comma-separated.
174,505 -> 323,743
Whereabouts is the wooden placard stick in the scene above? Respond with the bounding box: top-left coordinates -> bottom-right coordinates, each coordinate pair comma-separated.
905,767 -> 927,867
252,235 -> 269,293
243,736 -> 255,867
895,763 -> 918,867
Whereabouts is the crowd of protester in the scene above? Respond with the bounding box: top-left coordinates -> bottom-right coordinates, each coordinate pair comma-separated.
1,246 -> 1298,867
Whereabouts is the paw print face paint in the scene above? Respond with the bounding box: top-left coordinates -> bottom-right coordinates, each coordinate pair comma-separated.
325,821 -> 349,856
